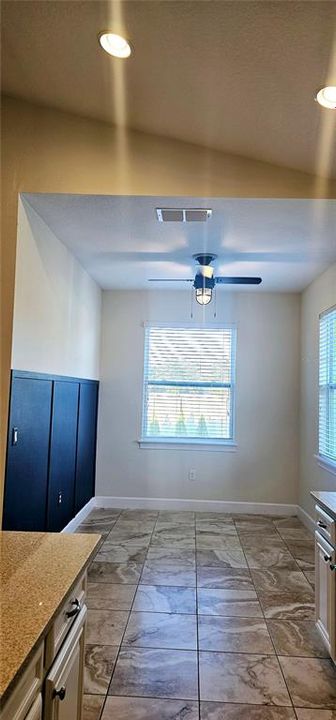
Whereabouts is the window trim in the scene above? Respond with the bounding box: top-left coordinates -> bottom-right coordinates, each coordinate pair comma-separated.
317,303 -> 336,469
140,322 -> 237,447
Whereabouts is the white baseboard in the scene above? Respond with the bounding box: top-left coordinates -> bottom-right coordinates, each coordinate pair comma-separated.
297,505 -> 315,534
93,495 -> 297,516
62,497 -> 97,533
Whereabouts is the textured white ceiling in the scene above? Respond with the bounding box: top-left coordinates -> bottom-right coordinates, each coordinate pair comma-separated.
24,193 -> 336,291
2,1 -> 336,178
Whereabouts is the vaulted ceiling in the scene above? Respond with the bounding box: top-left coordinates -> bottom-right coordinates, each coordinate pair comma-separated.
2,1 -> 336,178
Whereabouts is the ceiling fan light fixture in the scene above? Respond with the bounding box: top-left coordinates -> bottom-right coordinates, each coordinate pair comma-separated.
315,86 -> 336,109
196,287 -> 212,305
98,32 -> 132,58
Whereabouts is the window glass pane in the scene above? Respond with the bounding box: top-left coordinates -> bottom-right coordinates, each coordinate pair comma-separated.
143,326 -> 235,442
319,307 -> 336,462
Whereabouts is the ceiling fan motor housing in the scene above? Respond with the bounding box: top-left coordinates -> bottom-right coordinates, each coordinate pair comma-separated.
193,274 -> 215,290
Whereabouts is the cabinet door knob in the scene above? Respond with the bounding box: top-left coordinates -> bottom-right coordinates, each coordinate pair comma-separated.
66,598 -> 80,618
318,520 -> 327,529
53,686 -> 66,701
330,564 -> 336,571
324,554 -> 332,562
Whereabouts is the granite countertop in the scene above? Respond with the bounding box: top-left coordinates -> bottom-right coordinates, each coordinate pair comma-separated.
311,491 -> 336,520
0,531 -> 101,705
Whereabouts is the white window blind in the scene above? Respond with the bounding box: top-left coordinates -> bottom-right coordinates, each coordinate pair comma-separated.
319,306 -> 336,464
142,325 -> 236,443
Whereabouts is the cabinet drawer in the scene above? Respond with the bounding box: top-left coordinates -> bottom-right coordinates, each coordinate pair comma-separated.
44,606 -> 87,720
315,504 -> 336,546
25,694 -> 42,720
0,644 -> 43,720
45,574 -> 86,669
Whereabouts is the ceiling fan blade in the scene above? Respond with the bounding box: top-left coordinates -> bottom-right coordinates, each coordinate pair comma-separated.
215,276 -> 262,285
148,278 -> 194,282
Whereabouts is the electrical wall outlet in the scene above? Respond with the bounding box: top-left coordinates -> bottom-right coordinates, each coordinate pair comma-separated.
188,469 -> 196,481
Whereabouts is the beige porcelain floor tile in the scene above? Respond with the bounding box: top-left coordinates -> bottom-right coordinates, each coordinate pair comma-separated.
109,647 -> 198,700
86,609 -> 129,645
273,517 -> 304,529
251,570 -> 313,594
102,696 -> 199,719
133,584 -> 196,613
87,582 -> 137,611
196,548 -> 247,569
284,543 -> 315,570
82,694 -> 105,720
259,591 -> 315,620
200,704 -> 296,719
121,510 -> 159,521
235,522 -> 276,535
198,616 -> 274,654
76,522 -> 110,536
303,571 -> 315,589
88,561 -> 142,584
196,512 -> 232,521
157,512 -> 196,523
279,656 -> 336,708
153,524 -> 195,538
295,711 -> 336,719
113,520 -> 156,531
277,528 -> 313,543
105,528 -> 153,545
197,588 -> 263,617
196,524 -> 238,536
267,620 -> 329,657
197,567 -> 252,589
245,547 -> 298,571
94,543 -> 147,565
196,535 -> 241,550
146,547 -> 196,567
150,535 -> 196,549
84,644 -> 118,694
87,509 -> 121,522
141,563 -> 196,587
123,611 -> 197,650
199,652 -> 291,705
239,534 -> 286,549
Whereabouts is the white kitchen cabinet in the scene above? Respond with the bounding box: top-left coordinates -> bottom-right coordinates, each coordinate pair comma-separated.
44,606 -> 86,720
315,529 -> 336,662
25,695 -> 42,720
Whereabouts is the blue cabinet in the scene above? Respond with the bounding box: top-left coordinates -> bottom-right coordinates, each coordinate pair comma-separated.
3,376 -> 52,531
3,371 -> 99,531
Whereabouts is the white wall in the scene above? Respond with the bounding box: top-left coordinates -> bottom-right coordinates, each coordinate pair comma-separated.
299,263 -> 336,518
11,198 -> 102,379
96,289 -> 300,504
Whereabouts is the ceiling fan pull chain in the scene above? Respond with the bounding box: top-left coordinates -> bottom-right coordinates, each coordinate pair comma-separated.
190,285 -> 194,319
213,285 -> 217,319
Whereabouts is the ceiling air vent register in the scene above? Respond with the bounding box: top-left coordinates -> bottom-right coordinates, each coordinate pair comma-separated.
156,208 -> 212,222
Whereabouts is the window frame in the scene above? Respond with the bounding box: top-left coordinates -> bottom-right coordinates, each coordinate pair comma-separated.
140,322 -> 237,449
317,304 -> 336,472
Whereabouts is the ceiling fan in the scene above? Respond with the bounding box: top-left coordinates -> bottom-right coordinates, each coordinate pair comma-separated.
148,254 -> 262,305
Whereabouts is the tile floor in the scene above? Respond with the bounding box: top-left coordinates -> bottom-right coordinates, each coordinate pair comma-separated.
75,509 -> 336,720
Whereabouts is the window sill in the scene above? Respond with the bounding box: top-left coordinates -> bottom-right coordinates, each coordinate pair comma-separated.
314,454 -> 336,476
138,439 -> 237,452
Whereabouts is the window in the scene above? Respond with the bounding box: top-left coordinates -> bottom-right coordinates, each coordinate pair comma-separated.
319,305 -> 336,466
141,324 -> 236,445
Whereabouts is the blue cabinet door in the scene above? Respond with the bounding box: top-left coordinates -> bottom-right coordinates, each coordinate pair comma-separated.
47,381 -> 79,531
3,376 -> 52,530
74,383 -> 98,513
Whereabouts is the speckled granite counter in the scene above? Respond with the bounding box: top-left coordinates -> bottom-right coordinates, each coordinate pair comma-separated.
0,531 -> 100,705
311,491 -> 336,520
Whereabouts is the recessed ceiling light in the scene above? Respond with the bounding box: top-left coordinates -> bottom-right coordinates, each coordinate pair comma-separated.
98,32 -> 132,58
315,86 -> 336,109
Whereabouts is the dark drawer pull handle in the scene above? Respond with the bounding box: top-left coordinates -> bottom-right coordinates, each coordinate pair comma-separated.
324,554 -> 332,562
330,564 -> 336,571
66,598 -> 80,618
53,686 -> 66,701
318,520 -> 328,529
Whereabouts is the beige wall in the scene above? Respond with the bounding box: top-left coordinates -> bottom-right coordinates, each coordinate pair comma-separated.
96,289 -> 300,504
11,198 -> 101,379
299,263 -> 336,518
1,95 -> 336,519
